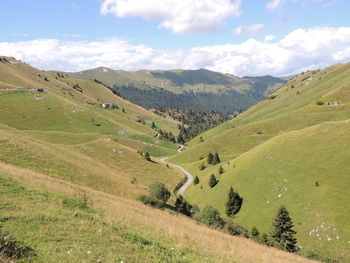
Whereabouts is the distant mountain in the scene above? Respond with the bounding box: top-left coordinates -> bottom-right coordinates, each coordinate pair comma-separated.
68,68 -> 287,114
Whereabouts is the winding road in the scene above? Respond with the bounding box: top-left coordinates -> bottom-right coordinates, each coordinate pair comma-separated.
160,145 -> 193,196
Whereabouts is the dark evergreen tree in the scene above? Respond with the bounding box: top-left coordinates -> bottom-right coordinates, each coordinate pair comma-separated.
209,174 -> 218,188
199,136 -> 204,143
193,176 -> 200,185
122,107 -> 126,113
271,206 -> 298,253
213,152 -> 221,165
144,152 -> 151,162
175,195 -> 192,216
207,152 -> 214,165
218,166 -> 224,174
177,134 -> 185,144
225,187 -> 243,217
151,121 -> 156,129
251,227 -> 260,241
261,233 -> 270,246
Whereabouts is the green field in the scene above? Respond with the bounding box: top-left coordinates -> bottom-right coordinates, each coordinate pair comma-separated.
171,62 -> 350,262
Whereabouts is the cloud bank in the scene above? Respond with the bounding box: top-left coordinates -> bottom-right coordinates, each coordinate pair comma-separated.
100,0 -> 242,34
1,27 -> 350,76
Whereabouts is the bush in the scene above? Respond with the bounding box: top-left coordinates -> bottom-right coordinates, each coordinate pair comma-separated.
224,221 -> 249,238
199,163 -> 205,171
0,225 -> 36,260
148,182 -> 171,204
268,95 -> 277,100
193,206 -> 225,229
175,196 -> 193,216
193,176 -> 200,185
316,100 -> 324,105
137,195 -> 165,209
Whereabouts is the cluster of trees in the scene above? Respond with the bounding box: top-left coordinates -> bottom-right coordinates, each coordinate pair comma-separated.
138,181 -> 298,254
156,129 -> 176,143
207,152 -> 221,165
137,151 -> 151,162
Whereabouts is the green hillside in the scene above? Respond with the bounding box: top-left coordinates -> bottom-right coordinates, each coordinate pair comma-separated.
0,56 -> 181,199
67,68 -> 286,114
171,62 -> 350,262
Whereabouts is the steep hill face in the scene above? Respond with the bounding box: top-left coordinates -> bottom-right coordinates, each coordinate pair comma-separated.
0,56 -> 182,199
68,68 -> 286,114
171,62 -> 350,262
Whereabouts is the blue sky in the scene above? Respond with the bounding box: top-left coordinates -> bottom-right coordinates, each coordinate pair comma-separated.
1,0 -> 350,76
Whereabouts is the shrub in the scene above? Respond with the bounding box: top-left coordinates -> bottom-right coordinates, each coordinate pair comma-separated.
0,225 -> 36,260
137,195 -> 165,208
193,206 -> 225,229
268,95 -> 277,100
316,100 -> 324,105
218,166 -> 224,174
148,182 -> 171,204
251,227 -> 260,241
144,152 -> 151,161
224,221 -> 249,238
199,163 -> 205,171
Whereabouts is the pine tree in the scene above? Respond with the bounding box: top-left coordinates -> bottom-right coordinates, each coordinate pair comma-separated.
209,174 -> 218,188
251,227 -> 260,241
151,121 -> 156,129
261,233 -> 270,246
122,107 -> 126,113
271,206 -> 298,253
144,152 -> 151,162
225,187 -> 243,217
207,152 -> 214,165
199,136 -> 204,143
193,176 -> 200,185
213,152 -> 221,165
218,166 -> 224,174
199,163 -> 205,171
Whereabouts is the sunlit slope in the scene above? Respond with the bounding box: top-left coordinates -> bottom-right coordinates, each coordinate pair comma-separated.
0,56 -> 181,197
171,62 -> 350,261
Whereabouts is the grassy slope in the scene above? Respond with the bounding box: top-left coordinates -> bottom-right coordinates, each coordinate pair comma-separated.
0,169 -> 317,263
0,56 -> 180,199
171,63 -> 350,261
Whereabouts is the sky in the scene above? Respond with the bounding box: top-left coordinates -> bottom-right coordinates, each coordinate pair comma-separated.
1,0 -> 350,76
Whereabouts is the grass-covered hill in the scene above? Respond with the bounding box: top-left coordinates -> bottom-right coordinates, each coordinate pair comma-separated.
67,67 -> 286,114
170,62 -> 350,262
0,56 -> 316,263
0,56 -> 183,199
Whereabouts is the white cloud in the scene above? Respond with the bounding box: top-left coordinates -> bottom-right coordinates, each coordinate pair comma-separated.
265,34 -> 275,41
266,0 -> 286,10
266,0 -> 336,10
100,0 -> 242,34
1,27 -> 350,77
234,24 -> 265,36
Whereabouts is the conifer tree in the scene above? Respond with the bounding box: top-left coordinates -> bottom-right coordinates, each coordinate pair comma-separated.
251,227 -> 260,241
207,152 -> 214,165
144,152 -> 151,162
209,174 -> 218,188
261,233 -> 270,246
225,187 -> 243,217
213,152 -> 221,165
199,136 -> 204,143
151,121 -> 156,129
199,163 -> 205,171
193,176 -> 200,185
218,166 -> 224,174
271,206 -> 298,253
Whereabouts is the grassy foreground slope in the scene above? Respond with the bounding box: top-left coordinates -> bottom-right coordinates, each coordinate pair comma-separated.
171,63 -> 350,261
0,169 -> 317,263
0,56 -> 181,198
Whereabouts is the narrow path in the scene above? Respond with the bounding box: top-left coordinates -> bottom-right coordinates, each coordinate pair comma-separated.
160,145 -> 193,196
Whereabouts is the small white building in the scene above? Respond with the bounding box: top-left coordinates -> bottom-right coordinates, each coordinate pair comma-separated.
101,103 -> 114,108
